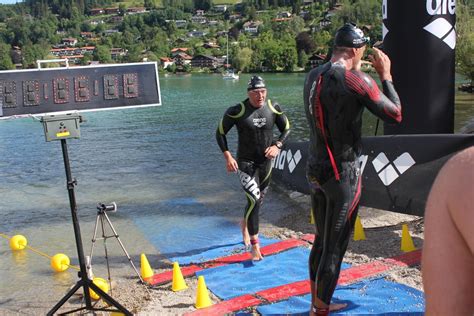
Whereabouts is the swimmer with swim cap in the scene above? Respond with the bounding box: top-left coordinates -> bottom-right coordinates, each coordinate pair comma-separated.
303,23 -> 402,315
216,75 -> 291,261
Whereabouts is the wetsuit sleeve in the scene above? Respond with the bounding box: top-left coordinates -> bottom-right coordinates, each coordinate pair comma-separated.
345,70 -> 402,124
273,103 -> 291,144
215,105 -> 238,152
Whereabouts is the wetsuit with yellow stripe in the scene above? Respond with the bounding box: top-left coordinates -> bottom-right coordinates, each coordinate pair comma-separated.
216,98 -> 290,236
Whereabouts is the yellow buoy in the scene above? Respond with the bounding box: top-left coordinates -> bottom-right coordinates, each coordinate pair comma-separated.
89,277 -> 110,300
9,235 -> 27,251
51,253 -> 70,272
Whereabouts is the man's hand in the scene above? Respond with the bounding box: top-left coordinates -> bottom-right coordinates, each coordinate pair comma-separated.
369,47 -> 393,82
265,145 -> 280,159
223,151 -> 238,173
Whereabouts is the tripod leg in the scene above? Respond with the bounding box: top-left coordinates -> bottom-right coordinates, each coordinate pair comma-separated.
88,281 -> 132,316
103,212 -> 145,283
90,213 -> 101,259
47,281 -> 83,316
100,214 -> 114,296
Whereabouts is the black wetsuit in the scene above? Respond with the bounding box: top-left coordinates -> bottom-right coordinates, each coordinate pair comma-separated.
303,62 -> 401,304
216,98 -> 290,236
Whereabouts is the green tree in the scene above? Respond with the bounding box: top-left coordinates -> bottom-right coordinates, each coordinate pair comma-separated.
94,45 -> 112,63
456,2 -> 474,83
234,47 -> 253,72
0,43 -> 14,70
297,50 -> 308,69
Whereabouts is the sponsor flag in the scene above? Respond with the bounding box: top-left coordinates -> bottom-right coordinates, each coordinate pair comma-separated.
382,0 -> 455,134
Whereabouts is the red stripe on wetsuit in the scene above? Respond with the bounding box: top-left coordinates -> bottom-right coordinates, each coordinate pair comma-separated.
345,70 -> 380,101
345,71 -> 401,122
314,76 -> 340,181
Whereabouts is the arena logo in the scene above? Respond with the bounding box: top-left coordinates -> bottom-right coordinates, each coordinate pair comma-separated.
273,149 -> 302,173
424,0 -> 456,49
238,170 -> 261,199
382,0 -> 456,49
371,152 -> 416,186
253,117 -> 266,128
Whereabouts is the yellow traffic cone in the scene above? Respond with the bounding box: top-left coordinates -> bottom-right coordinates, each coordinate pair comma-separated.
140,253 -> 154,280
310,208 -> 315,224
353,215 -> 366,241
195,275 -> 212,309
172,262 -> 188,291
401,224 -> 416,252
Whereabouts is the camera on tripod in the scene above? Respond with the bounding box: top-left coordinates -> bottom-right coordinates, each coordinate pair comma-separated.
97,202 -> 117,213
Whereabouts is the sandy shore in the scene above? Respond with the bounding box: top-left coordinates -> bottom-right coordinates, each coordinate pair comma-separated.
1,185 -> 424,315
123,187 -> 424,315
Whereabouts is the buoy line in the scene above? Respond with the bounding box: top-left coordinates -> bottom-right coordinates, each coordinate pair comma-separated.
0,232 -> 80,271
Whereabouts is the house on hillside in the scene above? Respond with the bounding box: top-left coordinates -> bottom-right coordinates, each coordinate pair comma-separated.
243,21 -> 262,34
160,57 -> 174,69
308,53 -> 326,67
214,5 -> 228,12
89,8 -> 104,16
191,55 -> 221,69
60,55 -> 84,64
80,32 -> 94,39
187,30 -> 207,38
111,48 -> 128,60
104,29 -> 120,36
203,42 -> 220,49
104,7 -> 119,15
277,12 -> 292,18
62,38 -> 78,47
89,19 -> 104,25
126,7 -> 146,14
173,52 -> 193,66
171,48 -> 189,57
191,16 -> 207,24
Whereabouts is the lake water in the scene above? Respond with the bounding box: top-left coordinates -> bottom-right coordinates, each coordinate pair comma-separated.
0,73 -> 472,312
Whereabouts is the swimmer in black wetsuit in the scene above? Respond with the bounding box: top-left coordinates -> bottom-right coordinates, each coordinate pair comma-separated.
216,76 -> 290,261
303,24 -> 402,315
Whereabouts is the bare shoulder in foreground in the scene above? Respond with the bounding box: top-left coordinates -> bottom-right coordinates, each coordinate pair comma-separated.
422,146 -> 474,316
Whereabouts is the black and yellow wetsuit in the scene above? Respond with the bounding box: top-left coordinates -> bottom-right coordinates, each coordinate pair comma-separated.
216,98 -> 290,236
303,62 -> 402,305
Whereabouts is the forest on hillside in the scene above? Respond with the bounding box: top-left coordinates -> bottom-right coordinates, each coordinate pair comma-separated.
0,0 -> 470,82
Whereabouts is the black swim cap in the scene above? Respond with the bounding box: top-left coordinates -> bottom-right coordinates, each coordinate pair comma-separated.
247,75 -> 266,91
334,23 -> 369,48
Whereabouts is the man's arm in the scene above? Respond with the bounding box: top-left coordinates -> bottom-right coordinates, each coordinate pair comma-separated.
216,107 -> 239,172
345,70 -> 402,124
264,102 -> 291,159
422,147 -> 474,315
273,103 -> 291,146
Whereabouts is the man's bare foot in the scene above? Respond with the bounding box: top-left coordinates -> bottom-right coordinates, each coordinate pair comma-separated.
309,303 -> 347,315
251,243 -> 263,261
329,303 -> 347,311
240,219 -> 250,247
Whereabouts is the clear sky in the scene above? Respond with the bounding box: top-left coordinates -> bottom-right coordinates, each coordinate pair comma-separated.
0,0 -> 21,4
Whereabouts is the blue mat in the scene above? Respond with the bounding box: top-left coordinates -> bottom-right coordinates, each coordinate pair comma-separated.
133,197 -> 278,264
256,277 -> 425,315
196,247 -> 351,300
